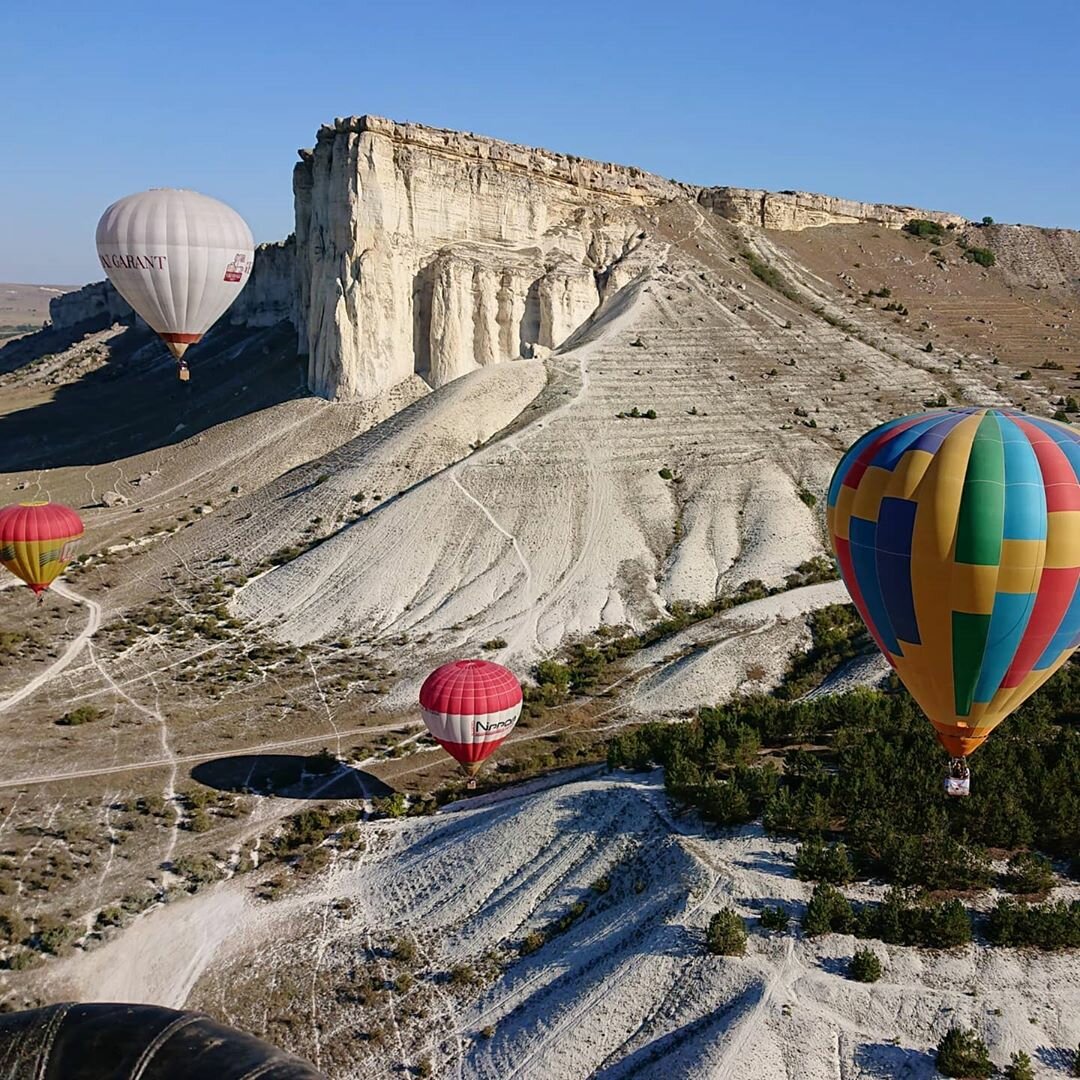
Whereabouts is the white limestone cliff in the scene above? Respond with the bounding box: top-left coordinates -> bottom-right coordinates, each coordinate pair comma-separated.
698,186 -> 967,231
293,115 -> 678,400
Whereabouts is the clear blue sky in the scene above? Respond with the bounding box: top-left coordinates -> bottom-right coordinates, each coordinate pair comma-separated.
3,0 -> 1078,283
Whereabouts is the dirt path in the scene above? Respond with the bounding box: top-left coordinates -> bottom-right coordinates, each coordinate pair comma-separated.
0,580 -> 100,716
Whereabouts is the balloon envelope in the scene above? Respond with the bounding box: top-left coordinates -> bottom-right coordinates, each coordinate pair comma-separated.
0,1002 -> 324,1079
419,659 -> 523,774
0,502 -> 84,594
95,189 -> 255,361
828,406 -> 1080,757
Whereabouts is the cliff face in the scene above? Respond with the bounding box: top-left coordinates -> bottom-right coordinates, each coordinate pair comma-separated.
48,280 -> 133,331
699,187 -> 966,231
293,115 -> 682,400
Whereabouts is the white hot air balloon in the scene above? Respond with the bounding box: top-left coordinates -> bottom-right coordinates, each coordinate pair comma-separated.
95,189 -> 255,381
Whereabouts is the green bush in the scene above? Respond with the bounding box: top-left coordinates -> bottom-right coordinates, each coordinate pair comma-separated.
759,905 -> 789,932
519,930 -> 545,956
985,898 -> 1080,949
56,706 -> 101,726
706,908 -> 747,955
964,247 -> 996,268
848,947 -> 882,982
392,937 -> 417,963
803,884 -> 854,937
1003,851 -> 1055,894
481,638 -> 507,651
936,1027 -> 992,1079
794,839 -> 855,884
658,467 -> 674,481
1005,1050 -> 1034,1080
904,219 -> 947,240
0,909 -> 27,946
798,489 -> 817,509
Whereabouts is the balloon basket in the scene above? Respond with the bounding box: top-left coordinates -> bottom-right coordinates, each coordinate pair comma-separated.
178,362 -> 190,383
944,757 -> 970,798
466,779 -> 477,790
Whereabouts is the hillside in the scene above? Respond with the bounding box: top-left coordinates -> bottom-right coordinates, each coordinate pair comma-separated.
0,282 -> 79,340
0,115 -> 1079,1078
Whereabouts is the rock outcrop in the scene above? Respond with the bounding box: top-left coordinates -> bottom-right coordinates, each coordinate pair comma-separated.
48,280 -> 133,331
293,115 -> 681,400
699,187 -> 967,232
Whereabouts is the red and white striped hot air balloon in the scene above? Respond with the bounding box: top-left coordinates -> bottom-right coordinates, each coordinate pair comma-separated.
95,189 -> 255,381
419,660 -> 523,782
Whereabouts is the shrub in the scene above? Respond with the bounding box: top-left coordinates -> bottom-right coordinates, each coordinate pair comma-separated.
448,963 -> 479,987
1003,851 -> 1055,894
519,930 -> 545,956
56,706 -> 101,726
848,947 -> 882,983
904,219 -> 947,240
982,216 -> 994,226
481,638 -> 507,651
644,409 -> 657,420
759,906 -> 789,932
1005,1050 -> 1034,1080
795,839 -> 855,884
658,467 -> 674,481
373,793 -> 408,818
740,251 -> 800,302
964,247 -> 996,268
0,909 -> 27,946
935,1027 -> 992,1079
706,908 -> 747,955
392,937 -> 417,963
1018,370 -> 1032,380
803,885 -> 854,937
984,898 -> 1080,949
798,489 -> 817,509
32,915 -> 76,955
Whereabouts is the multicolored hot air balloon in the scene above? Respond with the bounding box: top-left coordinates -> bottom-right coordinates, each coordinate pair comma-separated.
828,406 -> 1080,795
419,660 -> 523,784
0,502 -> 84,598
95,189 -> 255,381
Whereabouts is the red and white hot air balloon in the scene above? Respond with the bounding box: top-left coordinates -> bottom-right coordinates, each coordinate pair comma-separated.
419,660 -> 523,782
95,189 -> 255,381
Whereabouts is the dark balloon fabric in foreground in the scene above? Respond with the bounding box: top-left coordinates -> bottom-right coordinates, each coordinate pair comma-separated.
0,1002 -> 326,1079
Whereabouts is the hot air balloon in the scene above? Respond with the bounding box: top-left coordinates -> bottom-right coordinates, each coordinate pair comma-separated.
828,406 -> 1080,796
95,189 -> 255,382
0,1002 -> 325,1079
419,659 -> 523,786
0,502 -> 84,599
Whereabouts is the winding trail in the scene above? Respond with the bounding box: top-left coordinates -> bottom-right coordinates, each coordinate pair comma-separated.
0,580 -> 101,716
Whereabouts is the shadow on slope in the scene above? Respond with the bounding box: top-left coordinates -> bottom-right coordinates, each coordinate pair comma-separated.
0,320 -> 305,470
191,754 -> 391,799
853,1042 -> 938,1078
591,980 -> 765,1079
